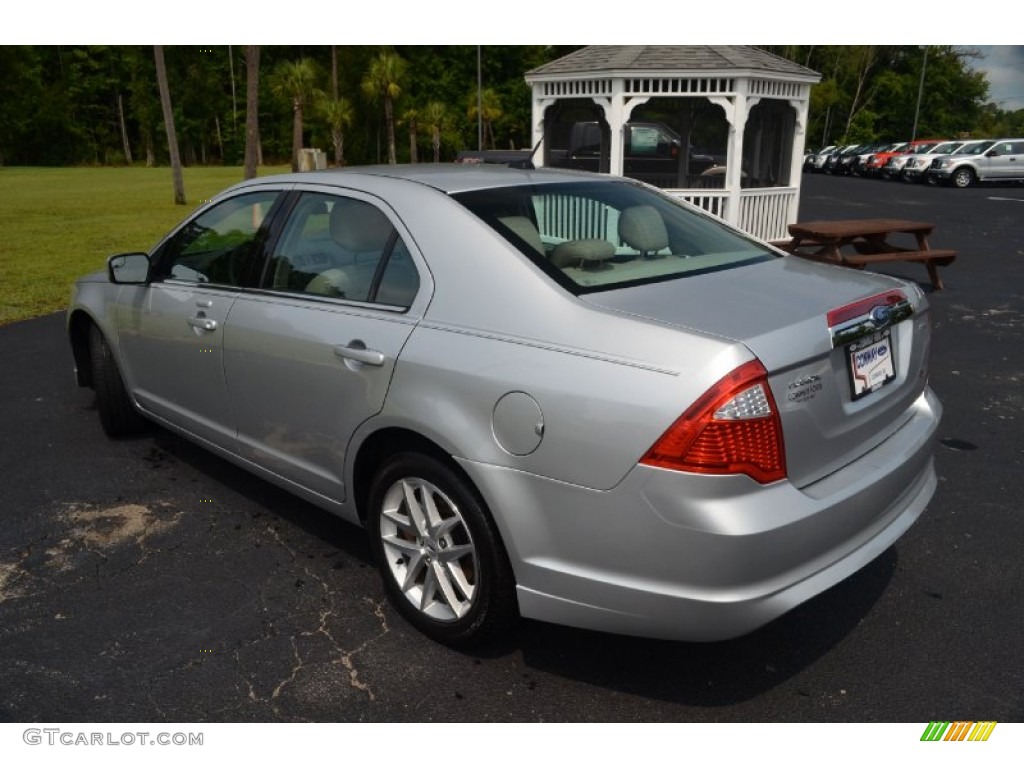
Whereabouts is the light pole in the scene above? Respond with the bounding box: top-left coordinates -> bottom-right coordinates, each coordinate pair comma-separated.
477,45 -> 483,151
911,46 -> 928,141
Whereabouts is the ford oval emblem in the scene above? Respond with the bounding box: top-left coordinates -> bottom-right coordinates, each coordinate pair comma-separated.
870,305 -> 892,327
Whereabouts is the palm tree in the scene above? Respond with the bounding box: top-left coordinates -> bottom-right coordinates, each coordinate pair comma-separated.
270,59 -> 321,172
320,97 -> 354,167
423,101 -> 446,163
402,108 -> 419,163
468,88 -> 503,150
153,45 -> 185,205
243,45 -> 260,180
361,51 -> 406,164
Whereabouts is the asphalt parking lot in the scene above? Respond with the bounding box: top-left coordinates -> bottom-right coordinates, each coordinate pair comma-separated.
1,172 -> 1022,722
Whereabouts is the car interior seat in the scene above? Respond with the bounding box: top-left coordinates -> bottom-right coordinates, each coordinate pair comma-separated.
618,205 -> 669,259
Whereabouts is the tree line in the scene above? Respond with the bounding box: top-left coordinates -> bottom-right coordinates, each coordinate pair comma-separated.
0,45 -> 572,171
1,45 -> 1021,173
764,45 -> 1023,148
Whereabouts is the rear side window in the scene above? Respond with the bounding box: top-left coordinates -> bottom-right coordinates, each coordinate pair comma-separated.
453,181 -> 774,294
266,192 -> 419,308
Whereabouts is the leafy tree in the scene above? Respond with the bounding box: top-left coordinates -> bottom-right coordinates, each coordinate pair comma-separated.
320,96 -> 354,167
270,58 -> 321,172
422,101 -> 446,162
0,47 -> 46,165
122,46 -> 160,166
401,107 -> 419,163
65,46 -> 123,164
468,87 -> 503,150
913,47 -> 988,137
361,50 -> 406,164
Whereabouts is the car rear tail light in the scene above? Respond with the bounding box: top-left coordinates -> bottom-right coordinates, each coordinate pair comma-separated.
641,360 -> 786,484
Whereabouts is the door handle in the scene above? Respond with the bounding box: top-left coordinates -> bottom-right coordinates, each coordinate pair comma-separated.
188,316 -> 218,331
333,343 -> 385,367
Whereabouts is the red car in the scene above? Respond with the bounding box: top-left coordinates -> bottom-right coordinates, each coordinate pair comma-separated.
862,140 -> 942,177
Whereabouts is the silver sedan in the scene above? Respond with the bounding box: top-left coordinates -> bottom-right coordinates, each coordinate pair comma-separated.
67,165 -> 942,645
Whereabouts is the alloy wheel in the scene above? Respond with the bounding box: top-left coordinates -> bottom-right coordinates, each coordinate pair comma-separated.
952,168 -> 975,188
378,476 -> 478,622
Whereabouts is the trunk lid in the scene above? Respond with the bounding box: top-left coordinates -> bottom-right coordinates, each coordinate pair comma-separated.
581,256 -> 931,488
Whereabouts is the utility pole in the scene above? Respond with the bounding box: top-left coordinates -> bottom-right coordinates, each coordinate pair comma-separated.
477,45 -> 483,151
228,45 -> 237,136
911,46 -> 928,141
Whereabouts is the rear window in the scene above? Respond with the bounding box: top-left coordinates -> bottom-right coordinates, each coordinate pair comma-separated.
452,181 -> 774,294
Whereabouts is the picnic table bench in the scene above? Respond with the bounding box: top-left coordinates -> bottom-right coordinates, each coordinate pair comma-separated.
775,218 -> 957,291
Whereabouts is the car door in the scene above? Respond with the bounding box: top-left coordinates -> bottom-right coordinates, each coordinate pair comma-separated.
115,189 -> 285,450
223,189 -> 425,503
988,140 -> 1024,179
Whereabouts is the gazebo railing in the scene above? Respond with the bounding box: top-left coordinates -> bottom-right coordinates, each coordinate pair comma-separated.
737,187 -> 797,242
666,189 -> 729,221
533,186 -> 798,248
667,186 -> 798,242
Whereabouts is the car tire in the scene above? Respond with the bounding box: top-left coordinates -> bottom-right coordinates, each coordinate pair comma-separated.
951,167 -> 975,188
89,324 -> 146,437
367,452 -> 517,647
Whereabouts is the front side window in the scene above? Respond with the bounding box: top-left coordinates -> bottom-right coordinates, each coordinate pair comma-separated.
265,192 -> 419,308
454,180 -> 774,294
958,142 -> 993,156
156,190 -> 281,286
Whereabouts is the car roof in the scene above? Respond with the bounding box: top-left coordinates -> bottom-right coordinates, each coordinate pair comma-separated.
234,164 -> 611,196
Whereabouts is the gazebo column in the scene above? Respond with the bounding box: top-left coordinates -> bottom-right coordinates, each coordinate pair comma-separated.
708,92 -> 748,230
589,95 -> 619,174
530,92 -> 556,168
787,94 -> 811,192
614,94 -> 650,177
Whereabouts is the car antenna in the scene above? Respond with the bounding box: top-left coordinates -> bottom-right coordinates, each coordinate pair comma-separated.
507,102 -> 564,170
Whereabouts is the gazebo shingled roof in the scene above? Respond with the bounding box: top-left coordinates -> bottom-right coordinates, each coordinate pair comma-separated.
527,45 -> 819,81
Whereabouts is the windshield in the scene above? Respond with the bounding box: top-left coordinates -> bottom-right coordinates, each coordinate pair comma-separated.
453,181 -> 775,295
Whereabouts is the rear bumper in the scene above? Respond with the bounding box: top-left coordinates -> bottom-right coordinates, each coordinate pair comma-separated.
463,387 -> 941,641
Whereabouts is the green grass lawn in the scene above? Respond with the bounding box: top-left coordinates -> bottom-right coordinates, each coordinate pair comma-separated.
0,165 -> 290,325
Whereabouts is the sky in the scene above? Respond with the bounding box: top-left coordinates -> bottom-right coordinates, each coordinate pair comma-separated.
966,46 -> 1024,111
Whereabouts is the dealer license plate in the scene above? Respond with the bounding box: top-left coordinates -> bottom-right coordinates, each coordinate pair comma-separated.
847,329 -> 896,400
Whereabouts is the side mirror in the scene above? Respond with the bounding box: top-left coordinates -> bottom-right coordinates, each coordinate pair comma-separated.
985,149 -> 999,157
107,252 -> 151,284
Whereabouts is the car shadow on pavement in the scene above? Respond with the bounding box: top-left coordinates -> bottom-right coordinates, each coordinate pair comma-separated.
148,421 -> 896,710
511,548 -> 897,707
146,428 -> 374,564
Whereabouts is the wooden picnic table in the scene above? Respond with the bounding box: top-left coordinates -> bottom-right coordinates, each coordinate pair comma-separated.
780,218 -> 957,291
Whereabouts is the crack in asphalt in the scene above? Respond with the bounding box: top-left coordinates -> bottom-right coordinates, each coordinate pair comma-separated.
230,524 -> 391,715
5,494 -> 391,720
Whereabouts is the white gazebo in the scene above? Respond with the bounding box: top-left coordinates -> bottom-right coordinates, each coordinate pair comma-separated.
525,46 -> 821,241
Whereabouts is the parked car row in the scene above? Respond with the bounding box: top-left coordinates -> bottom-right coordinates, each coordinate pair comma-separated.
804,138 -> 1024,187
